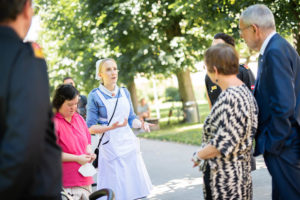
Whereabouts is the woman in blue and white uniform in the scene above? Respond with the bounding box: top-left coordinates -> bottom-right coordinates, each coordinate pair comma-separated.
86,58 -> 152,200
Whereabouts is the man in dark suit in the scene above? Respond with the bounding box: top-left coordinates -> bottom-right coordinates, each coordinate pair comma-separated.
240,4 -> 300,200
0,0 -> 62,199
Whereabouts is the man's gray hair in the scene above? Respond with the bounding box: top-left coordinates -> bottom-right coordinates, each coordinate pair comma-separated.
241,4 -> 276,30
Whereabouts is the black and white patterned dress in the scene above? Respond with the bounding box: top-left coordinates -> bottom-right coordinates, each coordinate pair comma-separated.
202,84 -> 258,200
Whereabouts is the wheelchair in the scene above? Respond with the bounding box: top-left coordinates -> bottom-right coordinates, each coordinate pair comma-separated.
61,188 -> 115,200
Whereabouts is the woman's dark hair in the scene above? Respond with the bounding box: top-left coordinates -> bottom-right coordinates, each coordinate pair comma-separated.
204,43 -> 239,75
214,33 -> 235,47
63,76 -> 73,82
52,84 -> 79,111
0,0 -> 28,22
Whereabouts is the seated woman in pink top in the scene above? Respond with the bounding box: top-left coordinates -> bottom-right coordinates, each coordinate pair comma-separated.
52,84 -> 96,200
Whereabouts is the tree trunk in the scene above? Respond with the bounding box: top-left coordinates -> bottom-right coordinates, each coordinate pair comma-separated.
127,79 -> 138,114
176,69 -> 200,123
176,69 -> 196,102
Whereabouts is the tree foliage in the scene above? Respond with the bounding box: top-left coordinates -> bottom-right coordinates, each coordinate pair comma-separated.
36,0 -> 212,100
36,0 -> 107,94
174,0 -> 300,53
85,0 -> 210,77
36,0 -> 299,96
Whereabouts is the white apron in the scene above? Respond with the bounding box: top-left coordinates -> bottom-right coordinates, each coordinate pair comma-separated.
96,88 -> 152,200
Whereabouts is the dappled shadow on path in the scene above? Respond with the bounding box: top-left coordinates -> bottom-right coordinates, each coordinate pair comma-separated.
146,177 -> 203,200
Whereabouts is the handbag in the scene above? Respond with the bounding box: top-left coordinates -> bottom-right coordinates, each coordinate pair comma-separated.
92,89 -> 120,168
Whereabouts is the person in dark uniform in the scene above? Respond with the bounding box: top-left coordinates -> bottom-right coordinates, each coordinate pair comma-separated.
205,33 -> 255,109
0,0 -> 62,199
63,77 -> 87,119
204,33 -> 257,171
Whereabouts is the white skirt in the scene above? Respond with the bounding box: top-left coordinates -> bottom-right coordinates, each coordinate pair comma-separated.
97,149 -> 152,200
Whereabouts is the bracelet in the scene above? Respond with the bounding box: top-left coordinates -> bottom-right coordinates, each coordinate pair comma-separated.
192,151 -> 201,162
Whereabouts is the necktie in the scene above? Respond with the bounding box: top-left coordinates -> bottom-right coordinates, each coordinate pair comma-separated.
257,54 -> 263,80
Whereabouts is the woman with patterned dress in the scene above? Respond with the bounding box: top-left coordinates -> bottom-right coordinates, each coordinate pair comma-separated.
86,58 -> 153,200
192,44 -> 258,200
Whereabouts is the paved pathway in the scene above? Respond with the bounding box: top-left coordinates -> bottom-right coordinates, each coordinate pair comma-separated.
140,138 -> 272,200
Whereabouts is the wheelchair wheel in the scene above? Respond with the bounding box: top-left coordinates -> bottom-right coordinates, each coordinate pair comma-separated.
89,188 -> 115,200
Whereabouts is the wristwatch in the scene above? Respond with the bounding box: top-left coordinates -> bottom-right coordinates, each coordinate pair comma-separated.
192,151 -> 206,170
192,151 -> 201,163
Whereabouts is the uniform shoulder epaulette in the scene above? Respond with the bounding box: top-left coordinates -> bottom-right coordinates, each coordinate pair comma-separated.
243,64 -> 250,70
210,85 -> 218,92
31,42 -> 44,59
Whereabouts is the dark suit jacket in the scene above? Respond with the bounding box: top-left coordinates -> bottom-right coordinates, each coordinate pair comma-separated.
0,26 -> 62,199
254,33 -> 300,164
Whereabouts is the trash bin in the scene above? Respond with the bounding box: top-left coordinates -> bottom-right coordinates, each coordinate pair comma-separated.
183,101 -> 199,123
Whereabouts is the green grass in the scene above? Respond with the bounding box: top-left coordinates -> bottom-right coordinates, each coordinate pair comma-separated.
138,102 -> 210,146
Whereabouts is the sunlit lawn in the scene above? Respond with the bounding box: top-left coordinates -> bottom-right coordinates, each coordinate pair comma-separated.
137,102 -> 210,146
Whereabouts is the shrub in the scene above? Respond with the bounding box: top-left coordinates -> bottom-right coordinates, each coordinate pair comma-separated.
165,87 -> 180,102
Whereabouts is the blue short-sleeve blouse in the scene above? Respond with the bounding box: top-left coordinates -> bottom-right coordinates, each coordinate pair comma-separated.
86,87 -> 137,128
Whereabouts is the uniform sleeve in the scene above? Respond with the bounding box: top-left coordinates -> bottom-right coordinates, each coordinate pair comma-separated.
205,74 -> 222,106
86,92 -> 100,128
204,75 -> 210,92
238,65 -> 256,91
237,66 -> 250,89
247,68 -> 256,87
0,47 -> 53,195
209,96 -> 245,157
123,88 -> 138,127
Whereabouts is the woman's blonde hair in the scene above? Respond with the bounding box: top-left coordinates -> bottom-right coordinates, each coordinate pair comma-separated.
95,58 -> 116,80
